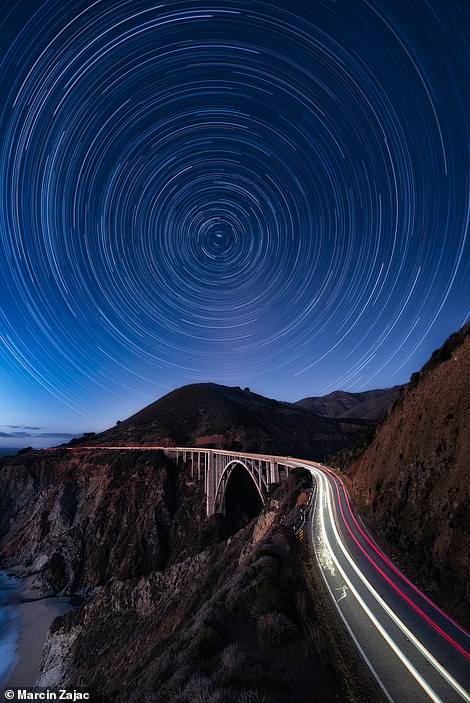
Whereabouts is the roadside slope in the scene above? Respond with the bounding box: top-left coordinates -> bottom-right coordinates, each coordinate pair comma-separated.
348,322 -> 470,625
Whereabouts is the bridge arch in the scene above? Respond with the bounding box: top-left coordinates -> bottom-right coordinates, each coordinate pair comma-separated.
161,447 -> 287,517
213,459 -> 266,517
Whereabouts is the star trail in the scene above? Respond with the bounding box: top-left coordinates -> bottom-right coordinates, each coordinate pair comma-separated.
0,0 -> 469,433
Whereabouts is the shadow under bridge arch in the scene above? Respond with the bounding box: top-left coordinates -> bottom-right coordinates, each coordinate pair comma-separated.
213,459 -> 265,531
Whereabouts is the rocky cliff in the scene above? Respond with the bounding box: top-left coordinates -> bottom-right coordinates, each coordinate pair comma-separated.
0,449 -> 181,594
348,322 -> 470,625
0,450 -> 378,702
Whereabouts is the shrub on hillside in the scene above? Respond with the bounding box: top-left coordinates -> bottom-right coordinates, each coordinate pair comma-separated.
175,673 -> 212,703
252,543 -> 281,563
251,555 -> 277,577
175,672 -> 273,703
257,612 -> 297,647
188,625 -> 222,659
216,690 -> 271,703
220,643 -> 251,675
252,576 -> 294,618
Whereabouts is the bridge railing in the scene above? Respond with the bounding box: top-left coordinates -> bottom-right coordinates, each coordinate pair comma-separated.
158,446 -> 294,516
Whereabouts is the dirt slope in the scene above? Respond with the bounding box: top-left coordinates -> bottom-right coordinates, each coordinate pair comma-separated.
348,323 -> 470,624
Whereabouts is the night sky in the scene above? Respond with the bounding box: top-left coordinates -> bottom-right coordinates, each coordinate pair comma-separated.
0,0 -> 468,440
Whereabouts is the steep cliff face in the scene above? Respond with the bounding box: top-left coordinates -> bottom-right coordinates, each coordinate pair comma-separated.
349,323 -> 470,624
0,453 -> 377,702
0,450 -> 187,594
38,523 -> 322,702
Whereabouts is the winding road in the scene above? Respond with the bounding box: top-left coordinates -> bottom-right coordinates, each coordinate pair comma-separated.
289,458 -> 470,703
62,445 -> 470,702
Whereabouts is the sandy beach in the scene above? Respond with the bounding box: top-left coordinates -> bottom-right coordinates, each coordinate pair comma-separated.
5,577 -> 73,687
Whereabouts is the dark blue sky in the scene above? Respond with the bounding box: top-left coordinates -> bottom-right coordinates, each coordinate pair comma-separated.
0,0 -> 468,437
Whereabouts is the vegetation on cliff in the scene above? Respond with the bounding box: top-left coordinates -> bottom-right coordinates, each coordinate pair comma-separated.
348,321 -> 470,626
0,451 -> 378,702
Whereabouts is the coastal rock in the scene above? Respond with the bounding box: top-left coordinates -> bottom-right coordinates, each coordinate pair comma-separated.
36,481 -> 370,703
37,626 -> 81,688
0,450 -> 179,594
238,509 -> 278,564
252,510 -> 277,544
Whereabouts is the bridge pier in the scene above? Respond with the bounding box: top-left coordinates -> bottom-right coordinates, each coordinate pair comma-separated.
206,451 -> 216,517
162,447 -> 290,517
270,460 -> 279,483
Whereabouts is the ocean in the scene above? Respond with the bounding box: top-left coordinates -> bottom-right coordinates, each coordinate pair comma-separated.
0,571 -> 19,687
0,452 -> 22,685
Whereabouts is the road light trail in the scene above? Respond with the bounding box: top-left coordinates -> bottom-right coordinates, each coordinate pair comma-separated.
290,459 -> 470,703
313,470 -> 444,703
55,445 -> 470,702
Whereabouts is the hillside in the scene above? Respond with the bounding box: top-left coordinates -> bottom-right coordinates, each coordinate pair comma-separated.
348,322 -> 470,625
84,382 -> 372,460
296,387 -> 401,421
0,450 -> 378,702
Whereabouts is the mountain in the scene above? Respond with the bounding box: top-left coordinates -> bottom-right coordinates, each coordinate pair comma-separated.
84,382 -> 373,460
296,386 -> 401,421
348,322 -> 470,625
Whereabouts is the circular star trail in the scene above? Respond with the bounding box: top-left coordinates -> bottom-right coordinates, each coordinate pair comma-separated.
0,0 -> 468,423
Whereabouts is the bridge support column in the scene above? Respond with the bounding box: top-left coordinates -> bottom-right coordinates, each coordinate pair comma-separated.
270,460 -> 279,484
206,451 -> 216,517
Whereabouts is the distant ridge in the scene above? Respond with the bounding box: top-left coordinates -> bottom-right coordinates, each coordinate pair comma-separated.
296,386 -> 401,422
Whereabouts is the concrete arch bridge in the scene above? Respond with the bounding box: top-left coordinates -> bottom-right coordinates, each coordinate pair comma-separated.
160,447 -> 292,517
